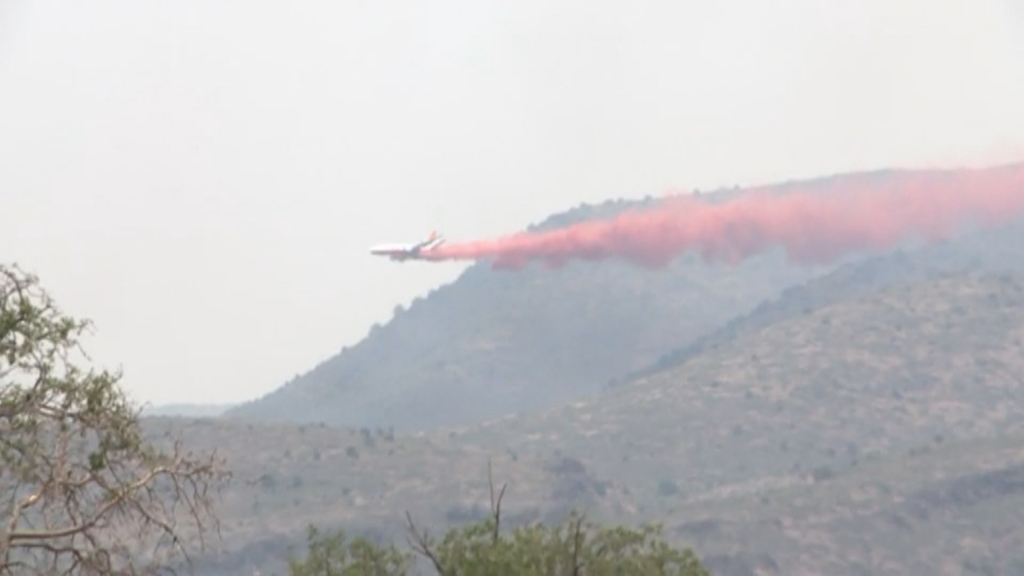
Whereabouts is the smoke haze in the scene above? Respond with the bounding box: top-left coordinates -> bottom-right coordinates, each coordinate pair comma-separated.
426,163 -> 1024,270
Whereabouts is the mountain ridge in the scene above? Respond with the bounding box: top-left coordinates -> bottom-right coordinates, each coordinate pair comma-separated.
442,271 -> 1024,498
159,269 -> 1024,575
224,163 -> 1024,434
142,402 -> 237,418
614,218 -> 1024,388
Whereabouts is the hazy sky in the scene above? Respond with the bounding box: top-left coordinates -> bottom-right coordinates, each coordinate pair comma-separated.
2,0 -> 1022,407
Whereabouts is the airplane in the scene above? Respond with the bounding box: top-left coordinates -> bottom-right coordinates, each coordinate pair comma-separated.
369,230 -> 446,261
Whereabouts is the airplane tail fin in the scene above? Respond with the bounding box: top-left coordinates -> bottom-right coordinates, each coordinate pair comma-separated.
423,230 -> 444,250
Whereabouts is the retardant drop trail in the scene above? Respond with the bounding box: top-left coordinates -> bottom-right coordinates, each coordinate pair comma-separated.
422,162 -> 1024,270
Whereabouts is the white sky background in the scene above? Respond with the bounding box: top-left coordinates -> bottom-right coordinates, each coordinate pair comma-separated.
1,0 -> 1022,407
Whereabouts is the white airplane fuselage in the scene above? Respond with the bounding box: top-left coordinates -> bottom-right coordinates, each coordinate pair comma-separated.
369,232 -> 445,261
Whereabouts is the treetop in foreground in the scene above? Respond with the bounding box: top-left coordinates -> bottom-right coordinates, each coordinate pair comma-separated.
0,263 -> 230,575
289,465 -> 708,576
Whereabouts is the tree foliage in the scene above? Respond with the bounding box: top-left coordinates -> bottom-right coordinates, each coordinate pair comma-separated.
286,525 -> 413,576
288,464 -> 708,576
0,263 -> 231,574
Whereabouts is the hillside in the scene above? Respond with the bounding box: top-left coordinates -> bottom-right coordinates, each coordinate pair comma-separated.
169,271 -> 1024,575
142,416 -> 636,575
448,272 -> 1024,499
225,196 -> 832,432
654,433 -> 1024,576
156,420 -> 1024,575
223,165 -> 1014,433
618,217 -> 1024,386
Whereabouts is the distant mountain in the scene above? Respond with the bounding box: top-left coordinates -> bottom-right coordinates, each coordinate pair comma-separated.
142,403 -> 236,418
452,270 -> 1024,481
224,165 -> 1024,433
162,271 -> 1024,575
616,217 -> 1024,386
438,271 -> 1024,574
223,195 -> 833,432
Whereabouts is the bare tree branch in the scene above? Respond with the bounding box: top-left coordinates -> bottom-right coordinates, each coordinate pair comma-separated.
487,458 -> 506,545
571,512 -> 585,576
403,511 -> 445,576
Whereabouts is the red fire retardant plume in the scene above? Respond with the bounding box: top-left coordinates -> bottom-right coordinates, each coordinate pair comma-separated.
423,163 -> 1024,270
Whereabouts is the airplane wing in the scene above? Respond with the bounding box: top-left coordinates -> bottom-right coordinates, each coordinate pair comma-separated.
369,231 -> 444,261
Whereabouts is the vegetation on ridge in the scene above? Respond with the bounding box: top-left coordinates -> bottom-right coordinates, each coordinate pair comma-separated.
287,466 -> 708,576
158,264 -> 1024,575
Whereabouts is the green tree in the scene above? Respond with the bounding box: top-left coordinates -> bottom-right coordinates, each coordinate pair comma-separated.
287,525 -> 412,576
289,464 -> 708,575
0,263 -> 231,574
